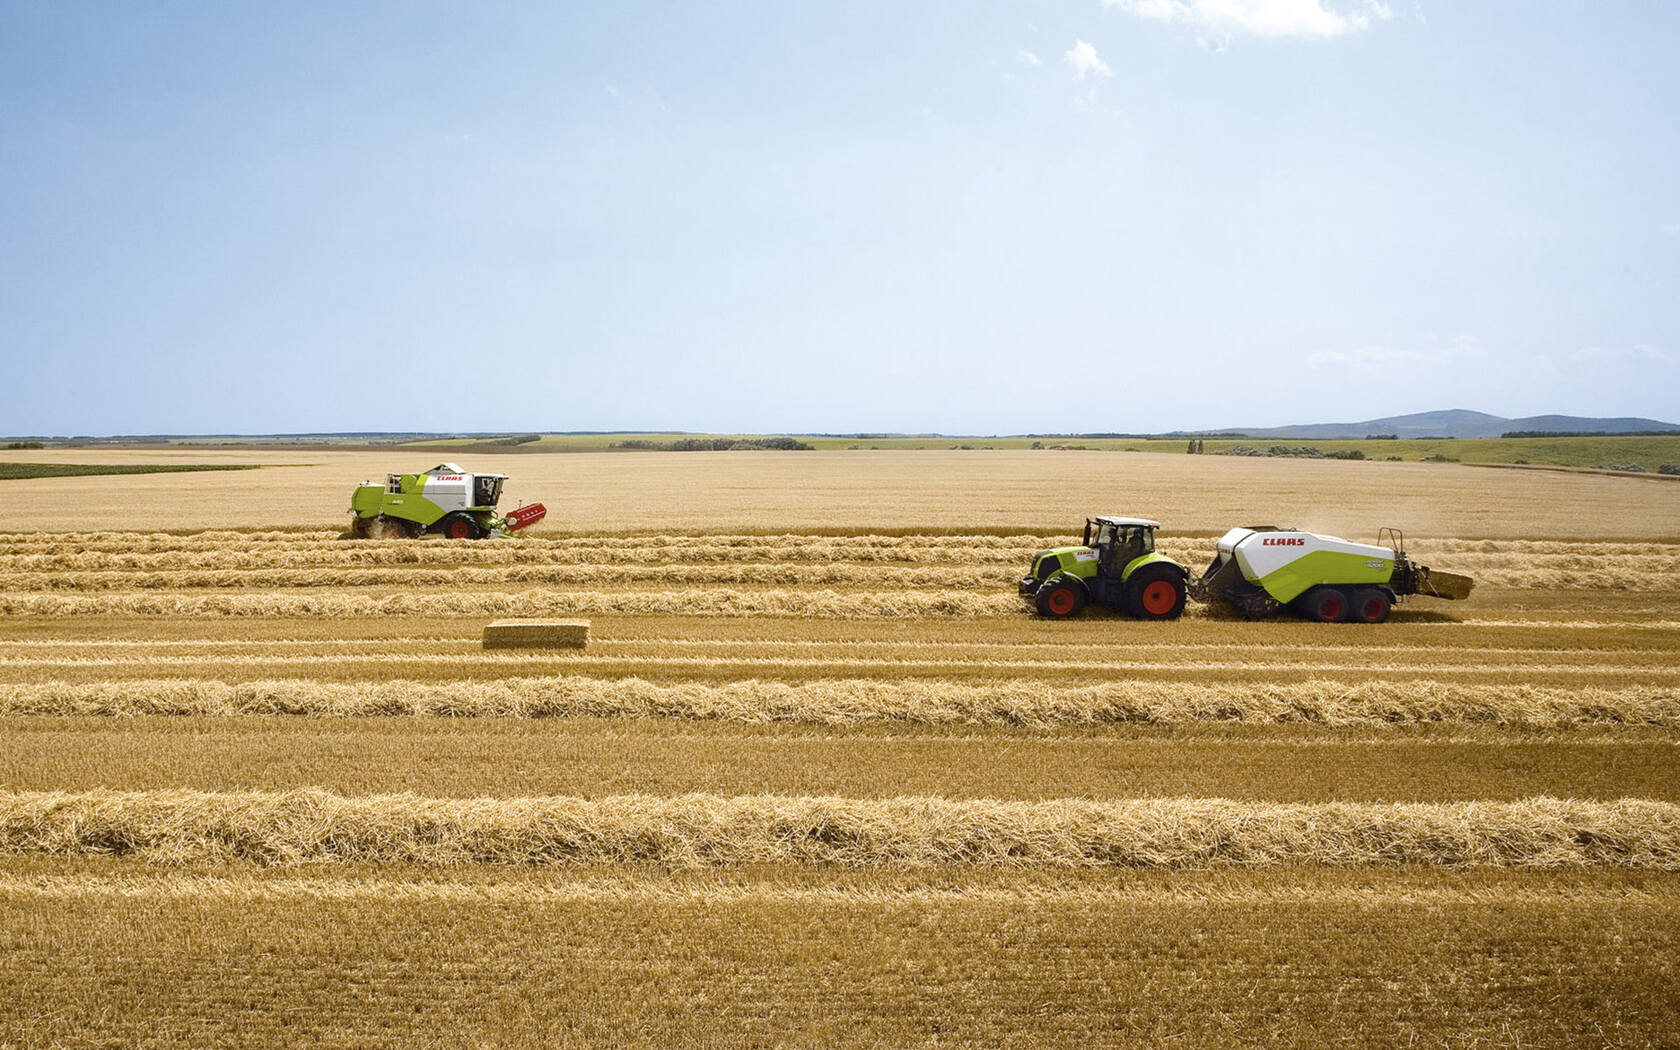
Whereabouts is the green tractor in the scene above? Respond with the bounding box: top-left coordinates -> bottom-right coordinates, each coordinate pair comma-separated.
1018,516 -> 1190,620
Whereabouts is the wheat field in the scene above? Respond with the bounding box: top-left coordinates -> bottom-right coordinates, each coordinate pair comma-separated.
2,449 -> 1678,1047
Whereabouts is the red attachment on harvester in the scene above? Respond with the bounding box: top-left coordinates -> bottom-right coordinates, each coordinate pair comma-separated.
506,503 -> 546,530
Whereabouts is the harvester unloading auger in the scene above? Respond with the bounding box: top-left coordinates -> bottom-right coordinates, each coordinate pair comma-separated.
349,463 -> 546,539
1020,518 -> 1473,623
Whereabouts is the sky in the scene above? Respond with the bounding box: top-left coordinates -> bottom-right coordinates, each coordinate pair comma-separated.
2,1 -> 1676,436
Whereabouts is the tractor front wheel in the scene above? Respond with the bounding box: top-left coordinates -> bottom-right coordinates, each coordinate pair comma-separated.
1035,577 -> 1088,619
1125,567 -> 1187,620
1299,586 -> 1349,623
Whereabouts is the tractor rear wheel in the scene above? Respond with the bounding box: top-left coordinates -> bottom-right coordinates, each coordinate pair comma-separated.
1352,588 -> 1392,623
1125,567 -> 1187,620
1300,586 -> 1349,623
1035,577 -> 1088,619
438,512 -> 484,540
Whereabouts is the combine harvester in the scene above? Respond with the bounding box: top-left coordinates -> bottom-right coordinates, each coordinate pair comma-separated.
349,463 -> 546,539
1021,517 -> 1473,623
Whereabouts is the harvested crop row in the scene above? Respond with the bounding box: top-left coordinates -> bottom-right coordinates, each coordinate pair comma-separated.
0,589 -> 1021,619
2,561 -> 1671,593
6,543 -> 1667,591
1429,566 -> 1680,590
0,563 -> 1021,593
8,872 -> 1678,907
0,530 -> 344,549
5,653 -> 1674,680
0,532 -> 1067,557
5,533 -> 1671,570
0,540 -> 1077,572
4,790 -> 1675,868
1424,538 -> 1680,556
5,676 -> 1675,727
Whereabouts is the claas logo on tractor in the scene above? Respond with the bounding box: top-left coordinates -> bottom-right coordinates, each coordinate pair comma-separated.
347,462 -> 546,540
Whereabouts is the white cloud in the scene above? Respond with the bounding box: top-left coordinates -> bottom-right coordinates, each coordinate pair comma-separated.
1308,336 -> 1481,369
1563,344 -> 1675,366
1106,0 -> 1393,41
1064,40 -> 1112,80
1017,50 -> 1042,66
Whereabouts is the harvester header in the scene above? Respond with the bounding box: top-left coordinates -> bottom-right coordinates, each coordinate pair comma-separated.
349,463 -> 546,539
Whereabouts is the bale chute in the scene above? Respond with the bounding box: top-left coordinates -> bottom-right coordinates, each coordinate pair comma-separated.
1415,567 -> 1475,601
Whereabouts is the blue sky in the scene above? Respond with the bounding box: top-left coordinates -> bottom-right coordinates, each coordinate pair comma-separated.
2,1 -> 1676,435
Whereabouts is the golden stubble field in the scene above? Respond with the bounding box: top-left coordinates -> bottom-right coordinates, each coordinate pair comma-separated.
4,446 -> 1680,536
2,449 -> 1678,1048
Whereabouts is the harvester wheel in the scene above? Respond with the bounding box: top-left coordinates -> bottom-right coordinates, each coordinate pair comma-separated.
1126,567 -> 1187,621
1035,577 -> 1087,619
1352,588 -> 1392,624
348,516 -> 371,539
1300,586 -> 1349,623
438,512 -> 484,540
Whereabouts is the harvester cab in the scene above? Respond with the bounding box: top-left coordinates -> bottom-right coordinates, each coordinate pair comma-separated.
349,463 -> 547,540
1019,516 -> 1190,620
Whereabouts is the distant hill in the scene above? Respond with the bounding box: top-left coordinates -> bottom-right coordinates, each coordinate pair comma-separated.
1199,410 -> 1680,440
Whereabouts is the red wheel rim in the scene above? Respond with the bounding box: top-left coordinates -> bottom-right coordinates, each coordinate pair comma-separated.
1320,595 -> 1344,621
1047,588 -> 1076,615
1140,581 -> 1177,616
1363,597 -> 1386,621
448,520 -> 471,539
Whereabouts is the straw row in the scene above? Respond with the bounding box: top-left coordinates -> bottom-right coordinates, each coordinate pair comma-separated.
0,541 -> 1067,571
4,790 -> 1675,868
0,562 -> 1669,593
0,532 -> 1066,557
6,872 -> 1674,907
0,588 -> 1023,619
0,564 -> 1022,593
4,676 -> 1675,726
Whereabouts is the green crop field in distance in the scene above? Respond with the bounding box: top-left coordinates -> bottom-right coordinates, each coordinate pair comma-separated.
398,432 -> 1680,469
0,463 -> 261,481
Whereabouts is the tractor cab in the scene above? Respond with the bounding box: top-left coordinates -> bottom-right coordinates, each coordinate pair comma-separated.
1085,516 -> 1156,574
1019,514 -> 1189,621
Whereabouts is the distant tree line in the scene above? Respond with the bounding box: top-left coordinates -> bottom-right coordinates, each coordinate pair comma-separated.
1219,445 -> 1366,460
1502,430 -> 1680,438
610,437 -> 813,452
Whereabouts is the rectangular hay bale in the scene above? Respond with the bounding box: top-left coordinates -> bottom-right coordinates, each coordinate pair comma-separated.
483,618 -> 590,650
